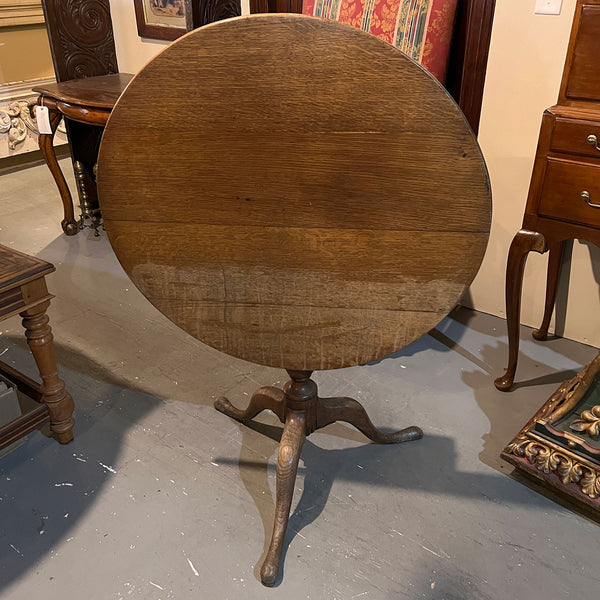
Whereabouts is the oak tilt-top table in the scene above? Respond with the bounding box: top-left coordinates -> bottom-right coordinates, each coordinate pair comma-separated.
97,15 -> 491,586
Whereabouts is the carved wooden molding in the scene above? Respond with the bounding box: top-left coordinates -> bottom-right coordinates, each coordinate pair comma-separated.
0,0 -> 44,27
184,0 -> 241,30
505,435 -> 600,499
502,352 -> 600,509
0,77 -> 66,158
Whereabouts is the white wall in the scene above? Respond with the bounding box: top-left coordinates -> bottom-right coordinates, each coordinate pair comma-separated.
469,0 -> 600,347
109,0 -> 170,74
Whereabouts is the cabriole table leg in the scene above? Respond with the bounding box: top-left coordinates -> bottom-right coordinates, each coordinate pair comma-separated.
494,229 -> 547,391
37,102 -> 79,236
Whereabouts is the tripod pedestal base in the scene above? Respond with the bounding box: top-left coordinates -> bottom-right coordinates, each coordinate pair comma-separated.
214,369 -> 423,586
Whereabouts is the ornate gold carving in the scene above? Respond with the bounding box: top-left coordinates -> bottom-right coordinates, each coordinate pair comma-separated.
539,372 -> 584,425
0,99 -> 36,150
581,469 -> 600,498
504,436 -> 600,499
0,97 -> 65,151
570,405 -> 600,437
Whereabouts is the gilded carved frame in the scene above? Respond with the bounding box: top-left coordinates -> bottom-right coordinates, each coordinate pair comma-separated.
502,353 -> 600,510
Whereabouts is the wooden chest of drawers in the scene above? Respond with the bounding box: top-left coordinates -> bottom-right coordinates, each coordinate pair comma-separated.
538,112 -> 600,228
495,0 -> 600,391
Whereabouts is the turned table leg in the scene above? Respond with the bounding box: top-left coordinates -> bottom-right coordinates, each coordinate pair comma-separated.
37,102 -> 79,236
494,229 -> 547,392
215,386 -> 286,423
215,369 -> 421,586
260,411 -> 306,586
21,301 -> 74,443
532,240 -> 566,341
317,396 -> 422,443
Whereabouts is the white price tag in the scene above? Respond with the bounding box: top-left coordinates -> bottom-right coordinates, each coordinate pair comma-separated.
35,105 -> 53,135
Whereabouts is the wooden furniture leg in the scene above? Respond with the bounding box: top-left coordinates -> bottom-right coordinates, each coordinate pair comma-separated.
21,301 -> 75,443
215,387 -> 286,423
261,411 -> 306,586
38,104 -> 79,236
494,229 -> 547,392
532,240 -> 566,341
317,396 -> 422,443
215,369 -> 423,586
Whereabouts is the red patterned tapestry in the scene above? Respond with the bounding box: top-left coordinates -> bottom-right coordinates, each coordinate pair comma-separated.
302,0 -> 458,83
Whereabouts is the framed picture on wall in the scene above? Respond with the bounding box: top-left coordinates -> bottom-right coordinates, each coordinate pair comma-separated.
134,0 -> 187,40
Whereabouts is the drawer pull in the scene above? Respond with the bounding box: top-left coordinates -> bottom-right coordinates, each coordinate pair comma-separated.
587,134 -> 600,151
581,190 -> 600,208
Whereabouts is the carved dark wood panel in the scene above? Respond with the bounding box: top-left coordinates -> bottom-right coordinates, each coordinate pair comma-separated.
40,0 -> 118,83
186,0 -> 242,28
40,0 -> 118,218
250,0 -> 302,13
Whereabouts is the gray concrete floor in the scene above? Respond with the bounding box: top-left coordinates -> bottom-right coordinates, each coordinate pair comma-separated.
0,158 -> 599,599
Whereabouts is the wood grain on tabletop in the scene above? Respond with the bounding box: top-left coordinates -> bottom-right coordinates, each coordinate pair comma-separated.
98,14 -> 492,370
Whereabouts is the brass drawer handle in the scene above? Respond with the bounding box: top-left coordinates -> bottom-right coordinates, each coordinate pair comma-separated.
587,134 -> 600,150
581,190 -> 600,208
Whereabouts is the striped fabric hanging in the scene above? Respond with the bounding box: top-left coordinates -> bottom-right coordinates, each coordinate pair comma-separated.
303,0 -> 458,83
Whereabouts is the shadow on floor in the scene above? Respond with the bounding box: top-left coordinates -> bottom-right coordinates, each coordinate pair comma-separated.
214,416 -> 559,587
0,338 -> 162,592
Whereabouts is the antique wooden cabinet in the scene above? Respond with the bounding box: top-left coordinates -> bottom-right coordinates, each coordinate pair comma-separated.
495,0 -> 600,391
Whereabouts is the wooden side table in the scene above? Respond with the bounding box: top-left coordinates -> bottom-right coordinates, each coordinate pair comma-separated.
0,245 -> 74,449
33,73 -> 132,236
97,15 -> 491,585
495,0 -> 600,391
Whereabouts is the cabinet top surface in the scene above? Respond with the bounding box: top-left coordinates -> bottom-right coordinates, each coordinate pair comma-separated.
33,73 -> 134,109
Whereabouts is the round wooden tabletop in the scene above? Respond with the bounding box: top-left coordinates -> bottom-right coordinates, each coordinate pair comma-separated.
98,14 -> 491,371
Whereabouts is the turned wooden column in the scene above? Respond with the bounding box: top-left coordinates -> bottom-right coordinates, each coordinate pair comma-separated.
0,244 -> 75,448
21,301 -> 74,444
